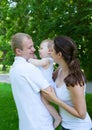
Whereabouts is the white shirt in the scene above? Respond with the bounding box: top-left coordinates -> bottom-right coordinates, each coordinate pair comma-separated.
9,56 -> 54,130
54,83 -> 92,130
38,57 -> 56,88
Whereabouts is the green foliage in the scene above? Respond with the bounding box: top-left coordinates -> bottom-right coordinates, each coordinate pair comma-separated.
0,0 -> 92,80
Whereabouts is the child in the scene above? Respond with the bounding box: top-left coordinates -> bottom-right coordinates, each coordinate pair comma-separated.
28,39 -> 61,128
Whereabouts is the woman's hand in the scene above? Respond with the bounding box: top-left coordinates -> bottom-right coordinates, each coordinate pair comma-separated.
41,87 -> 58,103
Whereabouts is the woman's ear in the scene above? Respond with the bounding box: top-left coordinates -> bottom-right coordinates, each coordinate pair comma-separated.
58,52 -> 62,58
16,48 -> 22,55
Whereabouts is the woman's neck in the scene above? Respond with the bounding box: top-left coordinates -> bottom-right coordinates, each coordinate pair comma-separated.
55,63 -> 69,87
59,60 -> 69,75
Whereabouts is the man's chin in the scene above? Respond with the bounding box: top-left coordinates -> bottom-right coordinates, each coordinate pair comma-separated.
28,54 -> 35,59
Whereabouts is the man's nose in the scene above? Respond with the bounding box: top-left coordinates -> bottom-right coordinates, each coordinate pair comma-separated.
32,47 -> 36,52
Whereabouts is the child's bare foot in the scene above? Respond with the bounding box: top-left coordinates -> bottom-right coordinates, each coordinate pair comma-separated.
54,116 -> 62,128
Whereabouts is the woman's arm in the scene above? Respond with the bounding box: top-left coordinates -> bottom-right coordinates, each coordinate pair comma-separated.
42,84 -> 86,119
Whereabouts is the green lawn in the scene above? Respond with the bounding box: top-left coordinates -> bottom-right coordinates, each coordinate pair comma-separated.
0,83 -> 92,130
0,83 -> 18,130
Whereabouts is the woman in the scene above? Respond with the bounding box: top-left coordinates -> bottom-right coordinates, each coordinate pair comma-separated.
42,36 -> 92,130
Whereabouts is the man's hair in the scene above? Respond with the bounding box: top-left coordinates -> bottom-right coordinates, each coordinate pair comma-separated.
11,33 -> 31,53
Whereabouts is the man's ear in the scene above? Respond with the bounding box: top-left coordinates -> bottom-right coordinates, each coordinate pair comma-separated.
16,48 -> 22,55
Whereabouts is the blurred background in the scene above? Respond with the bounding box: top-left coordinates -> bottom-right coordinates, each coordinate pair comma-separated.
0,0 -> 92,81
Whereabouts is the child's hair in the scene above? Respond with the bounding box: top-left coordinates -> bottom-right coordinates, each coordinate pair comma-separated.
41,39 -> 53,49
54,36 -> 86,87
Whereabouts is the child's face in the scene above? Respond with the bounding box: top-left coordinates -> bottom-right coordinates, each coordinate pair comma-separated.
39,42 -> 49,58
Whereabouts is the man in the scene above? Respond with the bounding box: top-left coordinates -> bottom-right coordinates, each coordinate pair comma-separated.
9,33 -> 54,130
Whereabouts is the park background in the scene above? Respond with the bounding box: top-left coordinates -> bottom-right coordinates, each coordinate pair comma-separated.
0,0 -> 92,130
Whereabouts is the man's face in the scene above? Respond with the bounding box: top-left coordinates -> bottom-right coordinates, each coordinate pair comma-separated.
21,37 -> 35,60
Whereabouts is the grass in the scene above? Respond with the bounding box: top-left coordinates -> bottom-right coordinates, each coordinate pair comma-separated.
86,93 -> 92,119
0,83 -> 18,130
0,83 -> 92,130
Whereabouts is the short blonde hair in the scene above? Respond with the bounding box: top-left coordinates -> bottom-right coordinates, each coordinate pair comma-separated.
11,33 -> 32,53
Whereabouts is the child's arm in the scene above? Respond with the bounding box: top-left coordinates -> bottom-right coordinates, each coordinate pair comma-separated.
28,58 -> 50,67
41,92 -> 61,128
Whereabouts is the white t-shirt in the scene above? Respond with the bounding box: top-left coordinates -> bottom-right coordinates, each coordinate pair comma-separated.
38,57 -> 56,88
54,83 -> 92,130
9,56 -> 54,130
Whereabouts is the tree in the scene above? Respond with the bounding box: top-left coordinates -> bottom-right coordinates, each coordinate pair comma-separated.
0,0 -> 92,80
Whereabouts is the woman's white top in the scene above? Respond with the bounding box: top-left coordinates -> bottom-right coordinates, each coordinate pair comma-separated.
54,83 -> 92,130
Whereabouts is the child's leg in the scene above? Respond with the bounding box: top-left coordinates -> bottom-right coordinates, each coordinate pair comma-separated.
41,95 -> 62,128
47,104 -> 62,128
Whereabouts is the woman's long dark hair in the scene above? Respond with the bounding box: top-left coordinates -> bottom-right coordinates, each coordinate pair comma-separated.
54,36 -> 86,87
